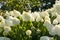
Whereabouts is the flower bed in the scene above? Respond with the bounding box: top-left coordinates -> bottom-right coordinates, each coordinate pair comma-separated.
0,0 -> 60,40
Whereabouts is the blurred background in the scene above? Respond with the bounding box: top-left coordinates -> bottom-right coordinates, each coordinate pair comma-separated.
0,0 -> 56,13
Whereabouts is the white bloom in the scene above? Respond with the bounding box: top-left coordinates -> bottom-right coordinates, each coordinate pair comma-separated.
54,2 -> 60,15
51,12 -> 58,17
6,16 -> 14,20
26,30 -> 32,36
30,14 -> 35,21
13,10 -> 21,17
43,20 -> 51,27
0,37 -> 10,40
9,11 -> 14,16
4,26 -> 11,32
44,20 -> 55,35
46,8 -> 58,17
3,31 -> 8,36
46,8 -> 54,13
40,11 -> 49,18
53,25 -> 60,36
0,20 -> 5,27
56,15 -> 60,23
55,1 -> 60,4
12,17 -> 20,25
3,26 -> 11,36
53,19 -> 58,24
36,16 -> 44,22
48,24 -> 56,35
6,16 -> 20,26
0,16 -> 4,21
5,19 -> 13,26
44,16 -> 50,21
32,12 -> 40,19
5,11 -> 10,16
0,16 -> 5,27
5,16 -> 14,26
22,11 -> 31,21
45,23 -> 55,35
40,36 -> 51,40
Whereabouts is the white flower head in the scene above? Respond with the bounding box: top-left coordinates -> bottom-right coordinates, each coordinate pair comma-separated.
36,16 -> 44,22
32,12 -> 40,19
12,17 -> 20,25
46,8 -> 58,17
30,14 -> 35,21
48,24 -> 56,35
46,8 -> 54,13
5,11 -> 10,16
54,25 -> 60,36
13,10 -> 21,17
22,11 -> 31,21
5,16 -> 20,26
53,19 -> 58,24
5,19 -> 13,26
6,16 -> 14,20
0,37 -> 10,40
9,11 -> 14,16
26,30 -> 32,36
44,16 -> 50,21
43,20 -> 51,27
0,16 -> 5,27
3,26 -> 11,36
54,2 -> 60,15
4,26 -> 11,32
40,11 -> 49,18
0,16 -> 4,21
40,36 -> 51,40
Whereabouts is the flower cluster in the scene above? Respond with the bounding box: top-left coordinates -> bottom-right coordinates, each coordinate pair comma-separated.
0,0 -> 60,40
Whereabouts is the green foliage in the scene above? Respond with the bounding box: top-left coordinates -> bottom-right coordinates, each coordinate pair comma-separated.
0,0 -> 41,13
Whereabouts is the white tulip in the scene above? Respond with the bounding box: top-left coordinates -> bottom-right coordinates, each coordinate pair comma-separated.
12,17 -> 20,25
6,16 -> 20,26
4,26 -> 11,32
32,12 -> 40,19
9,11 -> 14,16
26,30 -> 32,36
48,24 -> 56,35
5,19 -> 13,26
0,37 -> 10,40
46,8 -> 58,17
54,2 -> 60,15
43,20 -> 56,35
0,16 -> 4,21
53,19 -> 58,24
44,16 -> 50,21
53,25 -> 60,36
13,10 -> 21,17
40,36 -> 51,40
36,16 -> 44,22
30,14 -> 35,21
0,16 -> 5,27
56,15 -> 60,23
40,11 -> 49,18
46,8 -> 55,13
5,11 -> 10,16
6,16 -> 14,20
3,26 -> 11,36
22,11 -> 31,21
43,20 -> 51,27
